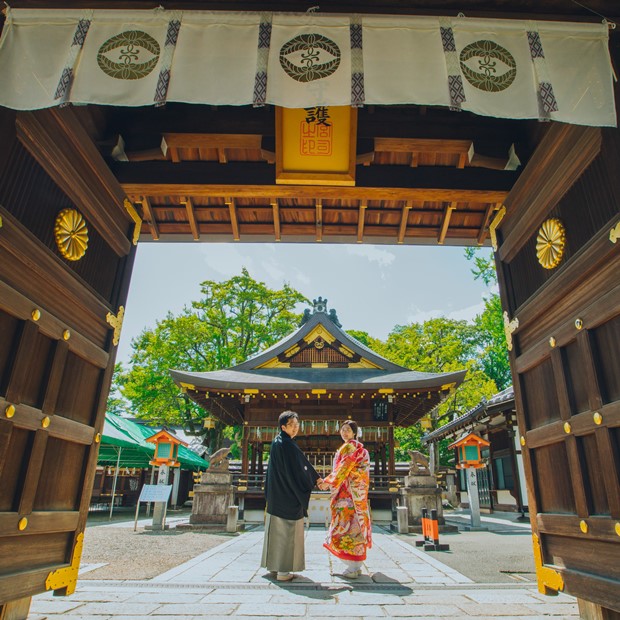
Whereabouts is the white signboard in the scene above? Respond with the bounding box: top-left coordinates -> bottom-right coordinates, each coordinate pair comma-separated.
138,484 -> 173,503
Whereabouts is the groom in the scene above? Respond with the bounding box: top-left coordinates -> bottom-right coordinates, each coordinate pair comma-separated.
261,410 -> 321,581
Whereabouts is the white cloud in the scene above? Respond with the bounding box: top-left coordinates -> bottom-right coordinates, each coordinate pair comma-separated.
345,244 -> 396,266
199,244 -> 255,277
406,299 -> 486,325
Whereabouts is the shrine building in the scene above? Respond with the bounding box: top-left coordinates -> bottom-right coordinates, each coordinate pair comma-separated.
171,299 -> 466,502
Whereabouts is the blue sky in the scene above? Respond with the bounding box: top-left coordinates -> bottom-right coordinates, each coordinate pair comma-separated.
116,242 -> 495,365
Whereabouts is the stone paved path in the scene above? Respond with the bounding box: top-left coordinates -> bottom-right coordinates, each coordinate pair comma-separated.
29,527 -> 579,619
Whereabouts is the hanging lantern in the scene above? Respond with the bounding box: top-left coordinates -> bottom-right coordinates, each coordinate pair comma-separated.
420,416 -> 433,430
203,416 -> 216,430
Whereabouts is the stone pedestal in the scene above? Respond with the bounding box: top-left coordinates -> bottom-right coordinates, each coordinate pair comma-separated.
399,475 -> 444,526
190,471 -> 234,525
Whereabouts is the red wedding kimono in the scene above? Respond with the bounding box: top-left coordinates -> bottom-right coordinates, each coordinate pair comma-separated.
322,439 -> 372,562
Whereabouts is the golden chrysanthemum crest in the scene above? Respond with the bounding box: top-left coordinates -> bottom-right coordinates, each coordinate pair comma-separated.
54,208 -> 89,261
536,218 -> 565,270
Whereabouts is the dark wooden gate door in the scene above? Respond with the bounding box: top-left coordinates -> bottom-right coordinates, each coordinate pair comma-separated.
0,107 -> 137,617
494,120 -> 620,614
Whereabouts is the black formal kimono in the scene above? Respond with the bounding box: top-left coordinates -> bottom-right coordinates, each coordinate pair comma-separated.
261,429 -> 319,573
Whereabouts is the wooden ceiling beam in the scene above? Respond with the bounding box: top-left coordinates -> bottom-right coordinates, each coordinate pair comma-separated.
114,161 -> 517,194
316,199 -> 323,242
271,198 -> 281,242
162,133 -> 263,151
375,137 -> 473,154
477,201 -> 501,246
181,196 -> 200,240
438,201 -> 457,245
225,197 -> 240,241
397,201 -> 412,244
124,184 -> 509,204
139,195 -> 160,240
357,202 -> 367,243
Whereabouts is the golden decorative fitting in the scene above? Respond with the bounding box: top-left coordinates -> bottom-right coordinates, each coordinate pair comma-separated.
0,214 -> 3,228
536,218 -> 566,269
615,522 -> 620,537
532,533 -> 564,595
520,435 -> 525,446
180,382 -> 196,390
63,329 -> 71,341
31,308 -> 41,321
563,422 -> 571,434
5,404 -> 15,418
54,208 -> 89,261
549,337 -> 556,348
95,433 -> 101,443
105,306 -> 125,346
593,412 -> 603,425
42,416 -> 51,429
579,520 -> 588,533
610,221 -> 620,243
18,517 -> 28,531
575,318 -> 583,330
503,311 -> 519,351
489,205 -> 506,251
124,198 -> 142,246
46,532 -> 84,596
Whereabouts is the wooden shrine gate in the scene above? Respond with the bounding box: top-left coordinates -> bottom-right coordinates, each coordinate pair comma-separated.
0,108 -> 137,618
0,6 -> 619,619
494,122 -> 620,614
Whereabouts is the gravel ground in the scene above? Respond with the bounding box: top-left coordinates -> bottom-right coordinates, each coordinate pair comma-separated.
80,512 -> 232,580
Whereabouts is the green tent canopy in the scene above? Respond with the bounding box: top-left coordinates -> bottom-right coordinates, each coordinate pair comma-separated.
99,412 -> 209,471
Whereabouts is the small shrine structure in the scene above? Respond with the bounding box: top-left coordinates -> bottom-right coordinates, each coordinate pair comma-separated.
171,299 -> 466,506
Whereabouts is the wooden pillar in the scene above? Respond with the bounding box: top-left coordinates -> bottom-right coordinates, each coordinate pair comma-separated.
0,597 -> 31,620
388,424 -> 395,476
257,443 -> 264,475
380,443 -> 387,476
577,599 -> 620,620
250,442 -> 257,476
241,431 -> 249,476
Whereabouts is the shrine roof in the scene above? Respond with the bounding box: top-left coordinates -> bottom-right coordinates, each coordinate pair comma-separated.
170,366 -> 466,391
170,305 -> 466,392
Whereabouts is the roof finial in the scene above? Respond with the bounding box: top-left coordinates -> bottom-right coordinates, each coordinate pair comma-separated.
313,296 -> 328,313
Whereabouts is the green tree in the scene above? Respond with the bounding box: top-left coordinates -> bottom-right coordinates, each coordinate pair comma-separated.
464,246 -> 511,390
381,317 -> 497,464
117,269 -> 307,452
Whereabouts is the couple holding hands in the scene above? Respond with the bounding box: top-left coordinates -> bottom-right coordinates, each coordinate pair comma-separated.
261,411 -> 372,581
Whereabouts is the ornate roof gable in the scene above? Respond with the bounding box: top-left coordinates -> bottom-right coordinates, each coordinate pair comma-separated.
235,298 -> 406,373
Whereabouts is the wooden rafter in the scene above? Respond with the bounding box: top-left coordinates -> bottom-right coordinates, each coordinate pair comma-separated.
316,199 -> 323,242
181,196 -> 200,240
162,133 -> 263,152
225,197 -> 240,241
397,201 -> 412,244
438,201 -> 457,245
477,201 -> 501,246
357,202 -> 367,243
271,198 -> 281,241
139,195 -> 160,240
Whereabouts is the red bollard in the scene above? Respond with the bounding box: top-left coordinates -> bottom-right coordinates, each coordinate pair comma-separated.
417,508 -> 449,551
